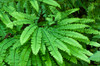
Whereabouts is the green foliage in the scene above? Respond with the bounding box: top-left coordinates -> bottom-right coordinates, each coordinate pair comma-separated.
0,24 -> 6,39
89,51 -> 100,62
31,28 -> 42,55
0,0 -> 100,66
20,25 -> 37,45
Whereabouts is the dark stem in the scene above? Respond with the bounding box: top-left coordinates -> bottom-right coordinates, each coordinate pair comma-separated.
37,2 -> 45,23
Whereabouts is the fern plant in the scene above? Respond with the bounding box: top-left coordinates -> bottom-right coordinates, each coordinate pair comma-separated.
89,51 -> 100,62
0,0 -> 100,66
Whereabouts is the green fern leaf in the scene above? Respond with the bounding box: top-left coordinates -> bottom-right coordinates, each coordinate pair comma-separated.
10,12 -> 36,20
61,8 -> 79,19
76,29 -> 100,34
42,29 -> 63,63
0,24 -> 6,39
24,1 -> 31,14
61,52 -> 77,64
19,45 -> 31,66
58,24 -> 89,30
51,58 -> 58,66
13,19 -> 33,26
40,39 -> 46,55
6,49 -> 19,66
31,28 -> 42,55
55,39 -> 70,55
53,29 -> 89,41
42,0 -> 61,8
75,48 -> 93,56
12,40 -> 21,49
59,18 -> 94,25
26,58 -> 32,66
42,52 -> 52,66
59,18 -> 80,25
48,28 -> 71,55
3,6 -> 15,13
4,6 -> 36,20
45,53 -> 52,66
89,41 -> 100,47
49,6 -> 59,14
89,51 -> 100,62
93,35 -> 100,39
0,13 -> 13,29
0,38 -> 16,63
32,54 -> 42,66
20,25 -> 37,45
84,29 -> 100,34
67,45 -> 90,63
55,12 -> 61,21
48,29 -> 70,54
51,32 -> 82,48
80,18 -> 95,23
60,37 -> 82,48
30,0 -> 39,12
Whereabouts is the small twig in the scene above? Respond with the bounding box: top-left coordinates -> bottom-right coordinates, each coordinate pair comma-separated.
4,33 -> 12,39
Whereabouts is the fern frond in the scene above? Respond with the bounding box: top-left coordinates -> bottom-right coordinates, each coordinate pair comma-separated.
12,40 -> 21,49
84,29 -> 100,34
79,18 -> 95,23
75,38 -> 90,44
52,28 -> 89,41
26,57 -> 32,66
93,35 -> 100,39
20,24 -> 37,45
50,32 -> 82,49
78,49 -> 93,56
42,29 -> 63,63
13,19 -> 33,26
40,39 -> 46,55
49,6 -> 59,14
42,52 -> 52,66
89,51 -> 100,62
59,18 -> 80,25
59,37 -> 82,48
69,57 -> 77,64
51,58 -> 58,66
89,41 -> 100,47
3,6 -> 36,20
30,0 -> 39,12
48,29 -> 70,55
48,29 -> 71,55
54,39 -> 70,55
32,54 -> 42,66
6,49 -> 20,66
59,18 -> 94,25
24,1 -> 31,14
3,6 -> 15,13
10,12 -> 36,20
61,52 -> 77,64
0,13 -> 13,29
16,1 -> 24,12
19,45 -> 31,66
31,28 -> 42,55
42,0 -> 61,8
0,38 -> 16,63
1,0 -> 99,65
61,8 -> 79,19
76,29 -> 100,34
0,24 -> 6,39
55,12 -> 61,21
67,45 -> 90,63
58,24 -> 89,30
